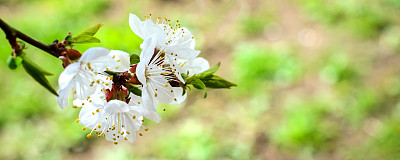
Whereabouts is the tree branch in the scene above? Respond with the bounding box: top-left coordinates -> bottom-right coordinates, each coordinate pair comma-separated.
0,18 -> 60,58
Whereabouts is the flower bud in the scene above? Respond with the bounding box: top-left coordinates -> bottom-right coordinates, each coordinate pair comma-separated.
65,49 -> 81,61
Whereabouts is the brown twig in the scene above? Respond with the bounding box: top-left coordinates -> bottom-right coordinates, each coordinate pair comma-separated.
0,18 -> 60,58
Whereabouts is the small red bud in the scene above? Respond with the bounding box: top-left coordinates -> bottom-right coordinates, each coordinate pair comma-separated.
65,49 -> 81,61
105,89 -> 111,102
129,64 -> 138,73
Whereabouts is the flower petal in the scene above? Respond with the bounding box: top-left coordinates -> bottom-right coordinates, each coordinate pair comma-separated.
164,46 -> 200,60
56,83 -> 73,110
169,87 -> 187,105
182,57 -> 210,76
108,50 -> 131,72
129,13 -> 163,40
58,62 -> 80,89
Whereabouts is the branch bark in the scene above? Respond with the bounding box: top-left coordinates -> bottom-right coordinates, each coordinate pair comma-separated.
0,18 -> 60,58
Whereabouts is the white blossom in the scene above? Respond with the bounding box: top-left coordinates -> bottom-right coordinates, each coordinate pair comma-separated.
56,47 -> 129,110
78,99 -> 146,144
129,13 -> 200,62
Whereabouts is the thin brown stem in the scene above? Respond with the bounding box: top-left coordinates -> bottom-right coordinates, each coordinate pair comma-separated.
0,18 -> 59,58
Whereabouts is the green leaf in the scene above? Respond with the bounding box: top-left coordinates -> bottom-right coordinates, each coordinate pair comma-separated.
72,35 -> 100,44
75,23 -> 103,37
22,59 -> 58,96
200,75 -> 237,89
192,78 -> 206,90
197,62 -> 221,78
7,55 -> 23,70
125,84 -> 142,97
72,23 -> 103,44
181,73 -> 188,80
23,58 -> 53,76
130,54 -> 140,65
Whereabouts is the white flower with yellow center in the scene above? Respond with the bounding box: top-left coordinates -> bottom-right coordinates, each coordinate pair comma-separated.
78,99 -> 147,144
170,57 -> 210,105
57,47 -> 129,110
135,36 -> 184,110
129,13 -> 200,62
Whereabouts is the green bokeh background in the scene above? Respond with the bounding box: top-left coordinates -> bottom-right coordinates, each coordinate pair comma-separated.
1,0 -> 400,159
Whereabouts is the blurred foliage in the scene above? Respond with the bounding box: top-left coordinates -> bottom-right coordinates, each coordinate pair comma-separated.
1,0 -> 400,159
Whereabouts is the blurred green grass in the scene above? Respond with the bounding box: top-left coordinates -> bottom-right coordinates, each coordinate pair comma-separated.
1,0 -> 400,159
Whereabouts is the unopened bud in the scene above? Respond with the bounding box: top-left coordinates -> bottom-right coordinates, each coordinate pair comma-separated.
65,49 -> 81,61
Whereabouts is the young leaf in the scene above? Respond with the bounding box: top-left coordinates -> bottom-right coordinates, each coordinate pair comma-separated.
192,78 -> 208,98
72,35 -> 101,44
200,75 -> 237,89
130,54 -> 140,65
125,83 -> 142,97
72,23 -> 103,44
75,23 -> 103,37
23,58 -> 53,76
7,55 -> 23,70
192,78 -> 206,90
22,59 -> 58,96
181,73 -> 188,80
197,62 -> 221,78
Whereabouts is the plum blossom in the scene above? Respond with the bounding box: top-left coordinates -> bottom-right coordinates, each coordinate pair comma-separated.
57,47 -> 130,110
78,99 -> 146,144
129,13 -> 200,62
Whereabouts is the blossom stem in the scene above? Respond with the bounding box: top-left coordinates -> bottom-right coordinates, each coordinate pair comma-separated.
0,18 -> 60,58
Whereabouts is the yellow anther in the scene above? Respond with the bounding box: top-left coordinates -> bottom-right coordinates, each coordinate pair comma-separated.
117,59 -> 121,62
115,66 -> 119,69
82,103 -> 85,105
82,127 -> 86,130
96,80 -> 100,84
112,55 -> 116,59
113,138 -> 116,140
76,119 -> 80,123
114,142 -> 118,145
139,133 -> 143,136
138,102 -> 141,104
121,132 -> 124,135
97,135 -> 101,137
96,109 -> 100,112
161,50 -> 165,53
112,124 -> 116,127
165,84 -> 168,87
74,90 -> 77,94
98,125 -> 101,128
89,100 -> 92,102
126,131 -> 131,134
105,83 -> 109,86
124,137 -> 128,140
103,134 -> 105,137
110,75 -> 114,80
145,128 -> 149,131
132,115 -> 136,119
155,93 -> 158,97
87,134 -> 92,138
72,106 -> 78,108
92,112 -> 95,115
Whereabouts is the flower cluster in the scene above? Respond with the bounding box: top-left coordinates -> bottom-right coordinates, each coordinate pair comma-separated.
57,13 -> 233,144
